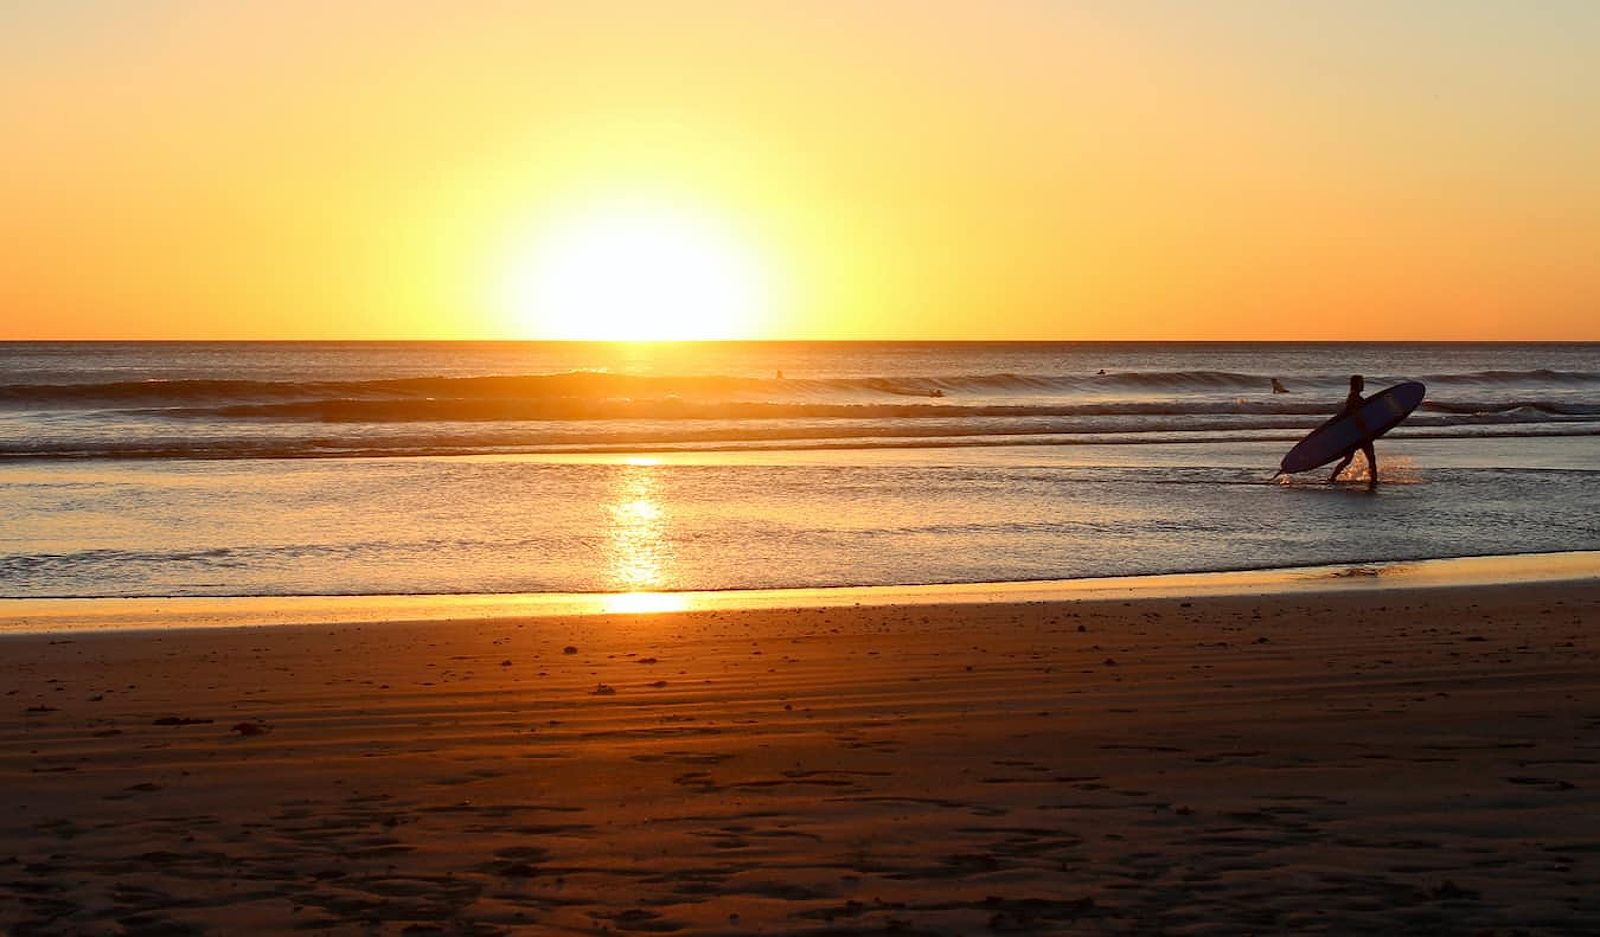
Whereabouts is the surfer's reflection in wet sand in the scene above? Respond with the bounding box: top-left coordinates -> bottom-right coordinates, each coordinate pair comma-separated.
1327,374 -> 1378,490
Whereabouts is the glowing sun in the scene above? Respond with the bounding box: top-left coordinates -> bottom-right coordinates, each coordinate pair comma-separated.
500,202 -> 773,340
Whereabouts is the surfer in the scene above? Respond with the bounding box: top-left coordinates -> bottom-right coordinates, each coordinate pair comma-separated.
1327,374 -> 1377,489
1271,378 -> 1289,394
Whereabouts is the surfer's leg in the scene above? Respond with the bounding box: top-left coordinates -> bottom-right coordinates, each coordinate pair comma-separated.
1327,452 -> 1354,484
1363,443 -> 1377,489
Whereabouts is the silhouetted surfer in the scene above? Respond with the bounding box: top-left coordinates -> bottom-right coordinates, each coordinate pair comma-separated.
1327,374 -> 1377,489
1271,378 -> 1289,394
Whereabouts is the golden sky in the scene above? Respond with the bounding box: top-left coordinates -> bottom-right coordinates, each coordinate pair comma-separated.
3,1 -> 1597,340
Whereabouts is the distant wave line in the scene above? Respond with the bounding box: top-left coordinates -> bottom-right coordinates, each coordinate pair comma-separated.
5,367 -> 1599,408
98,395 -> 1600,422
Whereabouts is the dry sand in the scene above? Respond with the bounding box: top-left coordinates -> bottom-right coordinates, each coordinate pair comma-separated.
2,582 -> 1597,934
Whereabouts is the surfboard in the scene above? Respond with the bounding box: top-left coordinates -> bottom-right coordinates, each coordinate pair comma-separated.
1276,381 -> 1426,476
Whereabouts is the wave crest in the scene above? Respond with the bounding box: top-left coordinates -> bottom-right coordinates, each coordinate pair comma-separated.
0,368 -> 1349,408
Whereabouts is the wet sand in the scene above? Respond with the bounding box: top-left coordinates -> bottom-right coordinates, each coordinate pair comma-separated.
2,582 -> 1598,934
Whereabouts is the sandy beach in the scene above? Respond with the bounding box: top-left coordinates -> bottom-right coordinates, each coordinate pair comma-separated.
3,581 -> 1598,934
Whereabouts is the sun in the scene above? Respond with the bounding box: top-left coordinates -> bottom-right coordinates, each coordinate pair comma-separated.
498,201 -> 774,340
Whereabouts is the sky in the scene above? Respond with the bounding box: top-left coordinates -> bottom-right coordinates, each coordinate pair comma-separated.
3,0 -> 1598,340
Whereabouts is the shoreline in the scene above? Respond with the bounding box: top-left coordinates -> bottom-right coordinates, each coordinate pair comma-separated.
3,549 -> 1597,636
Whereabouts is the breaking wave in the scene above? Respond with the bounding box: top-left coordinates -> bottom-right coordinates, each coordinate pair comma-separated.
0,369 -> 1287,407
3,361 -> 1596,460
6,366 -> 1599,407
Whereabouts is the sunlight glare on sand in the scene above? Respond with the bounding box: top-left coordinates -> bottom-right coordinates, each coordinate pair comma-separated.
600,591 -> 692,614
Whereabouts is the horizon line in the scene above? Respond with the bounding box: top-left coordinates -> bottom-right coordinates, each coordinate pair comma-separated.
5,337 -> 1600,345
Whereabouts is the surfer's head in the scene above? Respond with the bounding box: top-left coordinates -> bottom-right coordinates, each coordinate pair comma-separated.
1349,374 -> 1364,391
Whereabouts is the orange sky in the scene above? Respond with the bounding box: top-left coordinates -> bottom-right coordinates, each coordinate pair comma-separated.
3,1 -> 1597,340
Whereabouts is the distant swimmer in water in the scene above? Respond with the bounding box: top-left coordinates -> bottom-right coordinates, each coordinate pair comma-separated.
930,388 -> 944,398
1271,378 -> 1289,394
1096,369 -> 1106,376
1327,374 -> 1377,490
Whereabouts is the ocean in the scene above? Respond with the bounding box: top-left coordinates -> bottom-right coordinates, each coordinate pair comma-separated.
2,341 -> 1597,598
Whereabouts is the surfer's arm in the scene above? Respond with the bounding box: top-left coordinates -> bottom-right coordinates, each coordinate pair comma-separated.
1352,395 -> 1370,435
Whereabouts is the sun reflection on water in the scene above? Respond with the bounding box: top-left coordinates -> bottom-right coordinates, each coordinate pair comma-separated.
605,461 -> 674,592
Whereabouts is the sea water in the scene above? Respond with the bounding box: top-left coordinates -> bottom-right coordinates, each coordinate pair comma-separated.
2,342 -> 1597,598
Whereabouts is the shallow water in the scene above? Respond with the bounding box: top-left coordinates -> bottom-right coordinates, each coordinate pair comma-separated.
3,436 -> 1597,598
